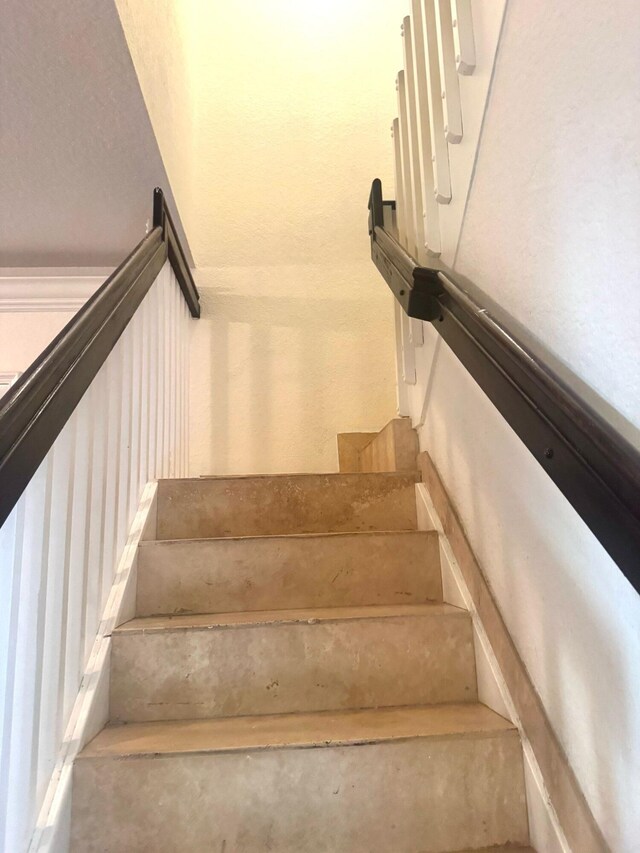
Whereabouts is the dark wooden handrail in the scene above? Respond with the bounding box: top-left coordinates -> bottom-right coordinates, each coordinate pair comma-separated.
0,189 -> 199,529
368,178 -> 640,594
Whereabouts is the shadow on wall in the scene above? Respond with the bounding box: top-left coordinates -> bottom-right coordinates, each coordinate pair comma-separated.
189,283 -> 396,475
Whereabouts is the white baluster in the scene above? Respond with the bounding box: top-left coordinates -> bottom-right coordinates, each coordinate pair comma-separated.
401,309 -> 417,385
5,455 -> 54,848
391,118 -> 407,250
451,0 -> 476,74
411,0 -> 442,255
402,16 -> 427,264
422,0 -> 452,202
434,0 -> 463,143
393,302 -> 410,416
396,71 -> 419,258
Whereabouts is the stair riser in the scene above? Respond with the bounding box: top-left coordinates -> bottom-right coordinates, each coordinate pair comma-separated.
156,474 -> 419,539
72,734 -> 528,852
111,614 -> 477,722
136,532 -> 442,616
359,417 -> 419,472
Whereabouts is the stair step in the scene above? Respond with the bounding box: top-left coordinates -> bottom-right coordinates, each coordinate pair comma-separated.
136,529 -> 442,616
81,702 -> 514,758
72,704 -> 528,852
359,416 -> 419,472
156,471 -> 419,539
110,604 -> 477,722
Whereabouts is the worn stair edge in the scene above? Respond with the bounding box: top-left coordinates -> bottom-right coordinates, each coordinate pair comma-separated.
452,848 -> 536,853
114,603 -> 468,635
193,471 -> 420,480
78,703 -> 517,761
139,529 -> 435,543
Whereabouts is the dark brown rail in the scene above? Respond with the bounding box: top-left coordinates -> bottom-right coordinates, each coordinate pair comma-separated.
369,178 -> 640,594
0,189 -> 199,528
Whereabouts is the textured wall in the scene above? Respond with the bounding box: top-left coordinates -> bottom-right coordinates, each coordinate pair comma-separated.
114,0 -> 196,249
413,2 -> 640,849
118,0 -> 407,473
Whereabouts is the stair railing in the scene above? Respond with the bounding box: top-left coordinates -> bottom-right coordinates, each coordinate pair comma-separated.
0,188 -> 199,852
368,177 -> 640,595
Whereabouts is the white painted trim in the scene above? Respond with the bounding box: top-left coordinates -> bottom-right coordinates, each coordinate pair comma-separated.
415,482 -> 571,853
0,276 -> 104,312
0,371 -> 21,386
28,481 -> 158,853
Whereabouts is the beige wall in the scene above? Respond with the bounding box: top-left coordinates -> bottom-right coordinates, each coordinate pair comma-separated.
117,0 -> 405,474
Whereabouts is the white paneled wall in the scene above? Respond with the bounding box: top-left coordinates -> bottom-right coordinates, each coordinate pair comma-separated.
390,0 -> 506,414
0,261 -> 190,852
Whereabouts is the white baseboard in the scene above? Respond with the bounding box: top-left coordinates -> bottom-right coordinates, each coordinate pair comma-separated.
28,482 -> 157,853
416,482 -> 571,853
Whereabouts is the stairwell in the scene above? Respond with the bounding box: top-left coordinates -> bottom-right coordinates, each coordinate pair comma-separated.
70,420 -> 534,852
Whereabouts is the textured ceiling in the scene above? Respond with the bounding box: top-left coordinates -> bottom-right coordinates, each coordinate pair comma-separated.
0,0 -> 191,267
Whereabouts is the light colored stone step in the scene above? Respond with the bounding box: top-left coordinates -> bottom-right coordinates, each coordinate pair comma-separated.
72,704 -> 528,853
110,604 -> 477,723
136,530 -> 442,617
155,471 -> 419,540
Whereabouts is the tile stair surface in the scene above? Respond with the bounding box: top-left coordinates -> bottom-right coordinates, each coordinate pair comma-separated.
71,469 -> 532,852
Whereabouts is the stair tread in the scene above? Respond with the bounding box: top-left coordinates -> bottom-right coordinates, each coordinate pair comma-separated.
79,702 -> 516,760
192,471 -> 421,481
139,528 -> 432,546
115,602 -> 467,634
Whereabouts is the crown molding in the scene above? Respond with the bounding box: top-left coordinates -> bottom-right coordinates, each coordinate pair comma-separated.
0,275 -> 105,312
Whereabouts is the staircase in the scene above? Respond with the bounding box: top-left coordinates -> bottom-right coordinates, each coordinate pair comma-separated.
70,426 -> 534,852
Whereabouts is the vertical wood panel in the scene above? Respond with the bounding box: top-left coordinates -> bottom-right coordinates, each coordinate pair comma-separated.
29,451 -> 55,831
36,422 -> 76,811
163,267 -> 172,478
128,307 -> 143,520
156,270 -> 166,477
83,378 -> 107,662
3,462 -> 48,850
62,394 -> 91,725
394,301 -> 411,417
147,283 -> 159,486
0,261 -> 191,851
115,334 -> 133,561
401,309 -> 417,386
175,290 -> 184,477
183,299 -> 190,477
99,350 -> 122,613
0,499 -> 23,850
